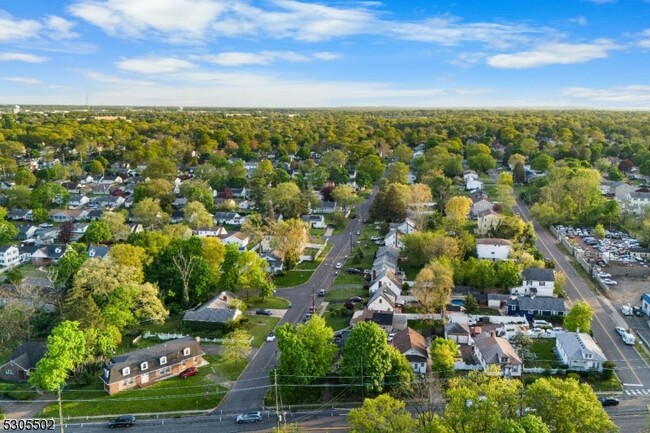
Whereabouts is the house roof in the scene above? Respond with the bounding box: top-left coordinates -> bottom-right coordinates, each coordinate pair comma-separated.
444,322 -> 471,336
476,238 -> 512,246
368,287 -> 396,308
512,295 -> 566,313
0,244 -> 17,254
103,337 -> 202,385
35,244 -> 69,259
477,208 -> 500,218
88,245 -> 111,259
183,291 -> 241,324
474,333 -> 522,366
3,342 -> 46,371
371,311 -> 394,326
556,332 -> 606,362
521,268 -> 555,282
392,327 -> 427,359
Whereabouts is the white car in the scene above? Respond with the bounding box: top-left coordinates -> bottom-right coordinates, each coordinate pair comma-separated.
615,326 -> 626,336
598,272 -> 611,278
266,332 -> 276,342
335,262 -> 342,269
603,279 -> 618,285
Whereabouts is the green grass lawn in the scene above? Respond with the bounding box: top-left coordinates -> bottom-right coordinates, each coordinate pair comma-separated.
273,270 -> 314,288
241,315 -> 280,347
323,311 -> 352,331
527,339 -> 561,369
39,370 -> 226,418
246,296 -> 289,309
476,307 -> 501,315
0,382 -> 38,401
333,273 -> 365,285
324,287 -> 366,303
203,355 -> 246,381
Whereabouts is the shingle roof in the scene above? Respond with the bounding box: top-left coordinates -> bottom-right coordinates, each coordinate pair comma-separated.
4,342 -> 46,371
522,268 -> 555,282
476,238 -> 512,246
474,333 -> 522,366
556,332 -> 606,362
392,328 -> 427,359
444,322 -> 471,336
515,296 -> 566,313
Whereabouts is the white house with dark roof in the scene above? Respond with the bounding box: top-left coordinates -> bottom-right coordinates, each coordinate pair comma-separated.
444,322 -> 472,345
555,332 -> 606,372
301,214 -> 327,229
473,332 -> 522,377
367,287 -> 397,313
101,337 -> 204,395
183,291 -> 242,326
476,208 -> 503,235
475,238 -> 513,261
507,295 -> 566,320
87,245 -> 111,260
369,268 -> 402,298
392,327 -> 429,374
511,268 -> 555,297
219,231 -> 250,249
0,245 -> 20,268
471,198 -> 494,217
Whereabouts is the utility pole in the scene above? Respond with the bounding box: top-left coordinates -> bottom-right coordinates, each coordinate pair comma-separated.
274,368 -> 282,428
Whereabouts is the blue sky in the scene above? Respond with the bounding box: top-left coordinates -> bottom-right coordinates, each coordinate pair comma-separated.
1,0 -> 650,108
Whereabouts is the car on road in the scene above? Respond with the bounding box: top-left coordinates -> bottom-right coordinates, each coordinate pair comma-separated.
179,367 -> 198,378
318,288 -> 326,297
603,279 -> 618,285
335,262 -> 342,269
236,411 -> 262,424
303,313 -> 312,323
599,397 -> 619,406
615,326 -> 626,336
356,230 -> 361,235
266,332 -> 276,342
108,415 -> 136,428
308,306 -> 317,313
633,305 -> 644,317
621,305 -> 632,316
256,308 -> 272,316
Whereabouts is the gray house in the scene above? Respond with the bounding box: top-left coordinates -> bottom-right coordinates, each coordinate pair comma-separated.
555,332 -> 606,372
0,342 -> 47,382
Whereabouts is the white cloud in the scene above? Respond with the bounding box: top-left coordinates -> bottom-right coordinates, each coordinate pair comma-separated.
567,16 -> 588,26
0,52 -> 48,63
487,39 -> 619,68
69,0 -> 227,41
564,85 -> 650,103
115,57 -> 196,74
637,29 -> 650,48
45,16 -> 79,40
81,70 -> 157,86
0,11 -> 41,41
2,77 -> 42,85
201,50 -> 339,66
449,52 -> 486,68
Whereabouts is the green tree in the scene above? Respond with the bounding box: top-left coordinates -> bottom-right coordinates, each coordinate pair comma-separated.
184,201 -> 214,229
413,260 -> 454,313
333,185 -> 361,210
563,300 -> 594,334
464,293 -> 478,314
348,394 -> 417,433
358,155 -> 386,181
31,182 -> 69,209
0,207 -> 18,243
142,157 -> 177,180
14,166 -> 37,186
83,221 -> 112,244
385,162 -> 410,184
201,237 -> 226,282
340,321 -> 413,394
6,185 -> 32,209
467,153 -> 496,174
222,329 -> 252,367
271,218 -> 309,270
133,197 -> 169,229
525,377 -> 617,433
530,153 -> 554,172
594,223 -> 606,239
444,196 -> 473,229
30,321 -> 87,432
100,211 -> 131,242
513,162 -> 527,184
430,338 -> 457,375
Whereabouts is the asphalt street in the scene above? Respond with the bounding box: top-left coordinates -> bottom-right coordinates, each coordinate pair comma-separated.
213,188 -> 376,416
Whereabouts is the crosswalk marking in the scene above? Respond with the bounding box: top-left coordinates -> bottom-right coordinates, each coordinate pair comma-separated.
624,388 -> 650,396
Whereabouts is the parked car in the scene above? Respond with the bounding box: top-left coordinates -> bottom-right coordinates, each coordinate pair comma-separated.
108,415 -> 136,428
633,306 -> 644,317
532,320 -> 552,328
236,411 -> 262,424
266,332 -> 276,342
179,366 -> 198,378
598,272 -> 612,278
308,306 -> 316,313
356,230 -> 361,235
256,308 -> 272,316
615,326 -> 627,336
621,305 -> 632,316
347,268 -> 361,274
303,313 -> 312,323
349,296 -> 364,303
603,279 -> 618,285
599,397 -> 619,406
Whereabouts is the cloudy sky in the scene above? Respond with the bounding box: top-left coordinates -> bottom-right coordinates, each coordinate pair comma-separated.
2,0 -> 650,108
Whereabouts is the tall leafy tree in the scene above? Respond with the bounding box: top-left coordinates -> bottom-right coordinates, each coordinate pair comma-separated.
83,221 -> 112,244
0,207 -> 18,243
413,260 -> 454,313
563,300 -> 594,334
222,329 -> 252,368
430,338 -> 457,375
271,218 -> 309,270
348,394 -> 417,433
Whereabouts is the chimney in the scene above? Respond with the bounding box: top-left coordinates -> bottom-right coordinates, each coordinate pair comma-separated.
373,269 -> 376,280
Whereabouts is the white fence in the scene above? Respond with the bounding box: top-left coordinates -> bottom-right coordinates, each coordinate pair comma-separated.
139,331 -> 252,344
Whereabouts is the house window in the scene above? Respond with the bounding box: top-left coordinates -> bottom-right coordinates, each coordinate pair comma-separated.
121,378 -> 134,386
159,356 -> 167,365
104,369 -> 110,379
122,367 -> 130,376
5,369 -> 13,375
183,347 -> 191,356
159,366 -> 171,375
539,282 -> 545,286
140,362 -> 148,371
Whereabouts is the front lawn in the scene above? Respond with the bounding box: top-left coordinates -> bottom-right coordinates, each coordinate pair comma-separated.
334,273 -> 365,285
324,287 -> 366,303
39,370 -> 226,418
246,296 -> 289,309
203,354 -> 245,381
323,311 -> 352,331
273,270 -> 314,288
527,339 -> 561,369
241,315 -> 280,347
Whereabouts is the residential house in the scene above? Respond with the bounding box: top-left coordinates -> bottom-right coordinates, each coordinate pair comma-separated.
392,328 -> 429,374
61,181 -> 80,194
18,244 -> 39,263
351,310 -> 395,332
220,231 -> 250,249
87,245 -> 111,260
625,190 -> 650,215
0,245 -> 20,268
170,210 -> 184,224
473,332 -> 522,377
229,187 -> 247,199
195,226 -> 228,238
171,197 -> 188,209
463,170 -> 479,182
214,212 -> 244,226
100,336 -> 204,395
444,322 -> 472,345
369,268 -> 402,298
17,225 -> 38,241
0,342 -> 46,382
183,291 -> 243,328
511,268 -> 555,297
466,179 -> 484,191
261,252 -> 284,274
68,194 -> 90,208
301,214 -> 327,229
555,332 -> 606,372
49,209 -> 89,223
476,208 -> 502,235
367,287 -> 397,313
30,244 -> 69,266
600,181 -> 637,202
7,209 -> 32,221
99,175 -> 123,185
475,238 -> 513,261
507,295 -> 566,320
313,201 -> 339,214
471,198 -> 494,218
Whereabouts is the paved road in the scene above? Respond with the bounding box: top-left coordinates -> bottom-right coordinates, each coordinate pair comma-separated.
214,189 -> 376,415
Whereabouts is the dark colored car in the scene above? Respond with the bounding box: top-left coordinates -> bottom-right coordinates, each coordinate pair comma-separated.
599,397 -> 619,406
347,268 -> 361,274
349,296 -> 364,303
318,289 -> 326,297
256,308 -> 272,316
633,306 -> 644,317
108,415 -> 136,428
179,366 -> 198,378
